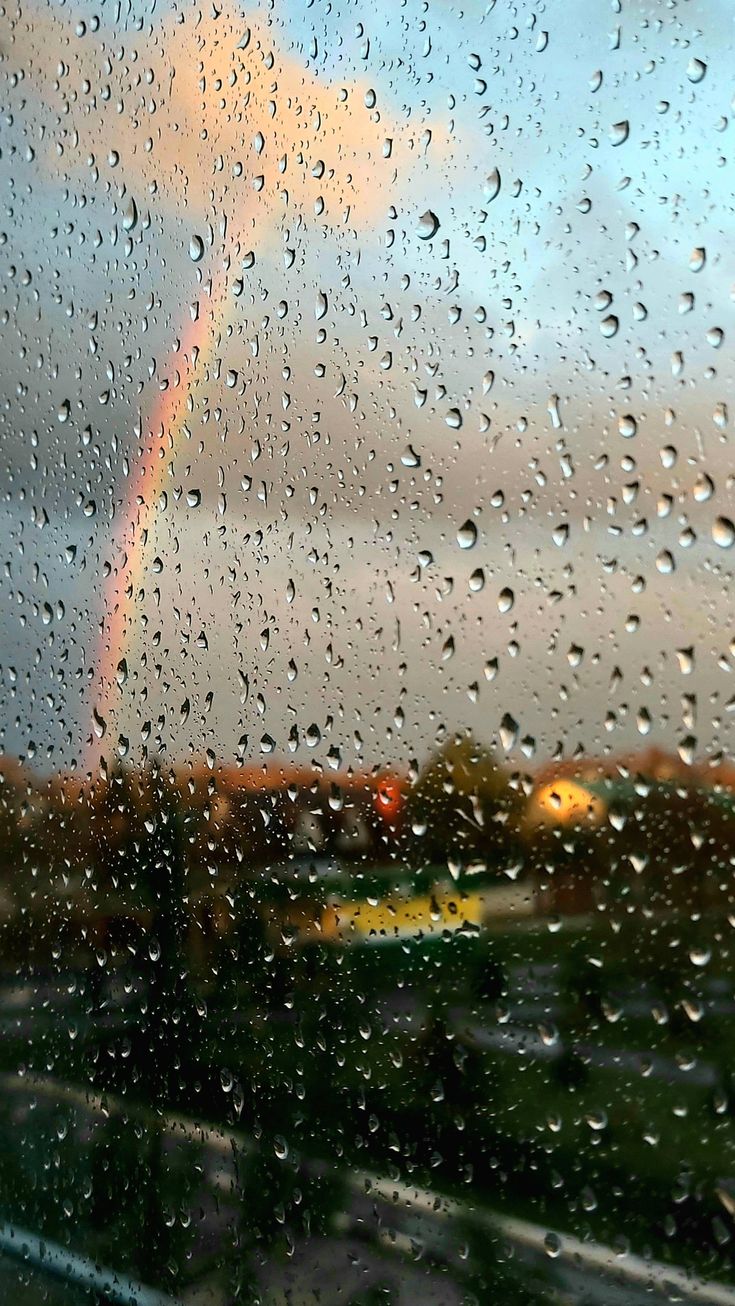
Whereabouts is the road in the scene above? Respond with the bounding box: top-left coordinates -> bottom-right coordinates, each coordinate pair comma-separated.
0,953 -> 733,1304
0,1067 -> 731,1306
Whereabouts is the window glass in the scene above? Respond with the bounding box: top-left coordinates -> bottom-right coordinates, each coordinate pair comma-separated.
1,0 -> 733,1301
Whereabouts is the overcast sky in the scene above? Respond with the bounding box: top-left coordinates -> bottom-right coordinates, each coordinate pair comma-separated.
0,0 -> 733,777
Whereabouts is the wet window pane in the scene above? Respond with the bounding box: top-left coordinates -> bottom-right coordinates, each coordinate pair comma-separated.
0,0 -> 733,1301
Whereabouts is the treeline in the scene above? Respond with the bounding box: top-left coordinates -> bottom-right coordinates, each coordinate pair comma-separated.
0,734 -> 527,893
0,758 -> 403,894
1,735 -> 734,909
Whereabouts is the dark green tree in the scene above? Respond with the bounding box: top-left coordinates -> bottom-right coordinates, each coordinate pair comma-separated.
405,732 -> 522,875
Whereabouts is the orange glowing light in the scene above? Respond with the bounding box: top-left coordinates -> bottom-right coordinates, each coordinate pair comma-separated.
374,778 -> 404,822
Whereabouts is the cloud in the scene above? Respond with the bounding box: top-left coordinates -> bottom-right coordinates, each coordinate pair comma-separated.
12,2 -> 450,251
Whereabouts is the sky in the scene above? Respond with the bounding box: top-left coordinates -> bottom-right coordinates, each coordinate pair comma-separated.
0,0 -> 733,777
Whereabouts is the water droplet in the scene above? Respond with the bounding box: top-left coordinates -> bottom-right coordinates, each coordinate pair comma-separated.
499,712 -> 518,751
676,647 -> 694,674
498,587 -> 514,613
713,517 -> 735,548
57,399 -> 71,423
609,120 -> 629,146
401,444 -> 421,467
483,169 -> 501,201
469,568 -> 485,592
693,473 -> 714,502
186,489 -> 202,508
689,246 -> 706,272
686,57 -> 707,83
585,1109 -> 608,1131
122,197 -> 138,232
315,291 -> 328,320
457,520 -> 477,549
539,1023 -> 559,1047
544,1232 -> 561,1258
446,408 -> 463,429
189,234 -> 205,262
637,708 -> 652,736
618,414 -> 637,439
601,315 -> 619,338
656,549 -> 675,574
274,1136 -> 289,1160
417,210 -> 440,240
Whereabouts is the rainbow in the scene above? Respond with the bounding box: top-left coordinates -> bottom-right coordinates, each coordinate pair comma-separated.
89,272 -> 227,768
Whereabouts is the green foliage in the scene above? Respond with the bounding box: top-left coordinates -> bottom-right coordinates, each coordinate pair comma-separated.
405,732 -> 522,872
457,1214 -> 548,1305
235,1143 -> 344,1250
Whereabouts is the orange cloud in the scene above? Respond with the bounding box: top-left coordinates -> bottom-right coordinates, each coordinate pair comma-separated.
13,3 -> 448,248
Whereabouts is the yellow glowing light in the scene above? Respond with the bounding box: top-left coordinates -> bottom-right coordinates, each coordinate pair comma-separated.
320,892 -> 485,944
527,780 -> 606,828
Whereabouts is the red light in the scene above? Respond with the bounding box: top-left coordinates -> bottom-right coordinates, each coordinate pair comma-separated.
374,779 -> 402,821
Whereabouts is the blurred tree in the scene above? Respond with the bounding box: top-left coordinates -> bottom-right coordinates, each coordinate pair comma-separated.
405,732 -> 522,875
0,759 -> 34,900
91,761 -> 157,898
